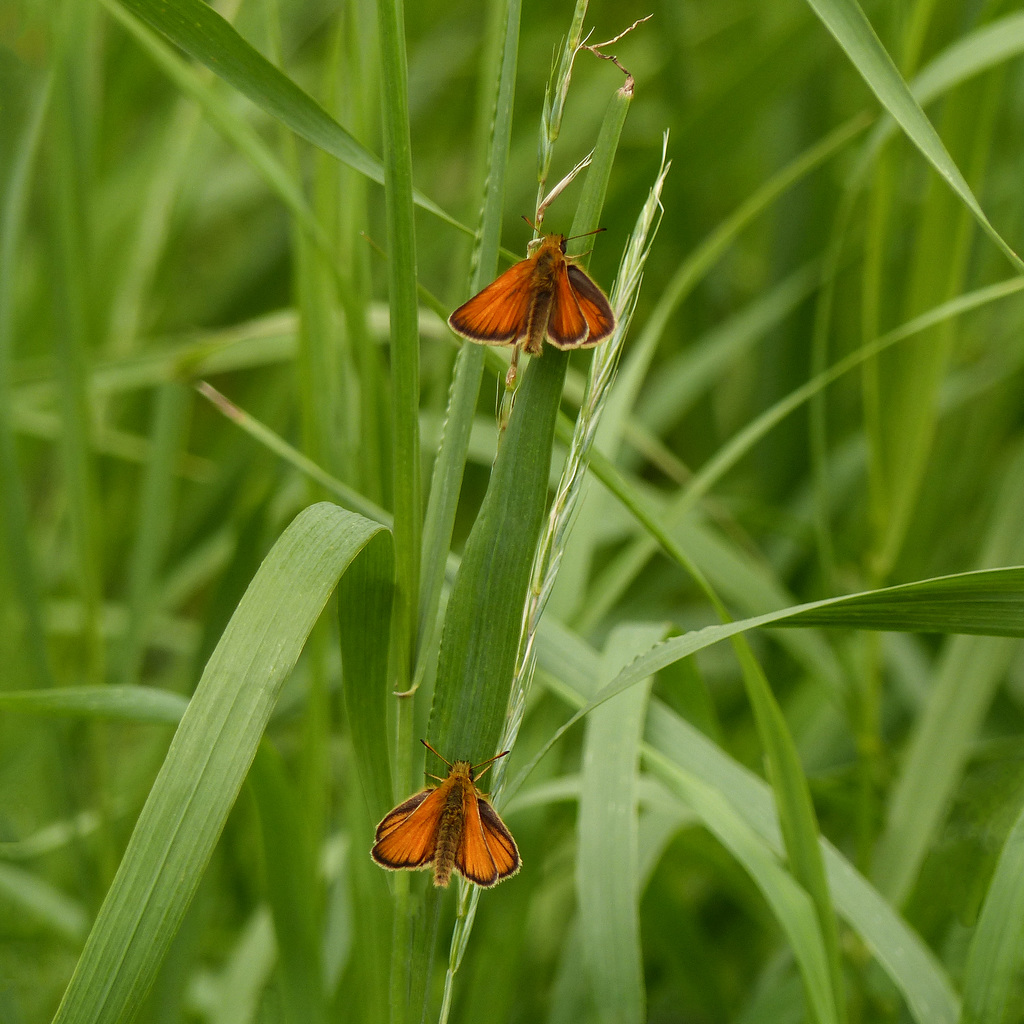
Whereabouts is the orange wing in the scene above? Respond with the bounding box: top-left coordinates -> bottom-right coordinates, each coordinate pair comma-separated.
477,799 -> 520,880
371,787 -> 445,870
544,261 -> 590,349
448,259 -> 536,344
455,785 -> 499,886
374,790 -> 429,841
566,265 -> 615,347
455,790 -> 521,887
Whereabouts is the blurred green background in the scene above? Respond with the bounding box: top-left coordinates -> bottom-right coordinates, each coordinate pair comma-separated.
3,0 -> 1024,1021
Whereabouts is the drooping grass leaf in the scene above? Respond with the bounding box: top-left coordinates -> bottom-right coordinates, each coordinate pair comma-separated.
801,0 -> 1023,271
110,0 -> 462,230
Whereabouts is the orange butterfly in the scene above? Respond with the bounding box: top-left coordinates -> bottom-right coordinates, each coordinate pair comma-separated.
448,231 -> 616,357
371,741 -> 520,888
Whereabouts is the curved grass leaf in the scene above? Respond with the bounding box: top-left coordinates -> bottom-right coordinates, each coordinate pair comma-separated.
110,0 -> 461,230
51,502 -> 392,1024
515,565 -> 1024,801
802,0 -> 1023,272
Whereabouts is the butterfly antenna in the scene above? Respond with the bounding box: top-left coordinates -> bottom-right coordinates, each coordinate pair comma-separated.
565,226 -> 606,242
471,749 -> 510,781
421,739 -> 453,768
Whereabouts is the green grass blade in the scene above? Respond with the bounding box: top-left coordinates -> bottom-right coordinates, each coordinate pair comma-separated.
801,0 -> 1024,272
51,503 -> 392,1024
119,382 -> 191,685
428,81 -> 631,768
582,276 -> 1024,630
534,625 -> 959,1024
0,686 -> 187,724
374,19 -> 421,1009
730,639 -> 845,1024
249,743 -> 324,1024
110,0 -> 462,231
576,624 -> 663,1024
872,450 -> 1024,903
0,75 -> 53,690
0,863 -> 88,944
376,0 -> 421,693
960,795 -> 1024,1024
337,523 -> 396,824
646,754 -> 839,1024
514,564 -> 1024,795
49,57 -> 104,688
427,346 -> 567,765
416,0 -> 521,688
643,705 -> 956,1024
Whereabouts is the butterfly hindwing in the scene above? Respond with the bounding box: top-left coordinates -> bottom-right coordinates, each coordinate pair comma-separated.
448,259 -> 535,344
477,799 -> 521,880
566,264 -> 615,346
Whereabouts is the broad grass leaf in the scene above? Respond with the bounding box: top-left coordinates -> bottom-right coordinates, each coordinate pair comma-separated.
577,624 -> 663,1024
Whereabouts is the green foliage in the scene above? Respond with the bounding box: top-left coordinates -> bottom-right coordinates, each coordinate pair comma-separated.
4,1 -> 1024,1023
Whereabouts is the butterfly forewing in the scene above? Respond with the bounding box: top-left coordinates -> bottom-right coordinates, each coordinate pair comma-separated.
374,790 -> 429,842
455,784 -> 500,887
371,786 -> 445,869
566,264 -> 615,346
447,259 -> 535,344
544,262 -> 590,349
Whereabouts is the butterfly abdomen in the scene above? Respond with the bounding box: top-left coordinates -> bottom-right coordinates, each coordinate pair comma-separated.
522,242 -> 563,356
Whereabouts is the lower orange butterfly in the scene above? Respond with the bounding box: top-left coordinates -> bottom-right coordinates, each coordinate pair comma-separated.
371,740 -> 521,888
448,231 -> 615,357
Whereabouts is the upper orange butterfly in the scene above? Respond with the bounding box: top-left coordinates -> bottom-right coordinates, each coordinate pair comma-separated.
448,233 -> 616,357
